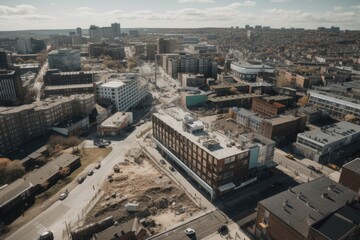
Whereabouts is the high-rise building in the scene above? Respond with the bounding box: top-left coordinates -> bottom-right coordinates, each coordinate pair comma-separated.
0,70 -> 24,105
48,49 -> 81,72
157,38 -> 176,54
0,48 -> 12,69
111,23 -> 121,37
76,27 -> 82,37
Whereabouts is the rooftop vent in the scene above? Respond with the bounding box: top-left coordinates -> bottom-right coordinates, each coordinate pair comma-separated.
321,192 -> 328,198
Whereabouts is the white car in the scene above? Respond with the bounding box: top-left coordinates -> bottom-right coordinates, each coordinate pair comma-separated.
184,228 -> 195,235
59,192 -> 68,200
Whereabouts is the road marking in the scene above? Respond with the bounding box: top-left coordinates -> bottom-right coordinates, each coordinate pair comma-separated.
34,222 -> 47,234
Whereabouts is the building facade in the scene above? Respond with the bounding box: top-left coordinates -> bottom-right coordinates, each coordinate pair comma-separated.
48,49 -> 81,72
153,107 -> 252,199
97,112 -> 133,136
294,121 -> 360,163
96,73 -> 148,112
231,62 -> 274,82
44,69 -> 94,86
0,94 -> 95,153
0,70 -> 24,105
308,90 -> 360,120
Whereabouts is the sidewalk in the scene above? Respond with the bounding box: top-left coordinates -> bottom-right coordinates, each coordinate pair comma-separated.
202,221 -> 251,240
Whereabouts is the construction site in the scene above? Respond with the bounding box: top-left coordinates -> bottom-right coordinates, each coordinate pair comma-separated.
82,147 -> 201,235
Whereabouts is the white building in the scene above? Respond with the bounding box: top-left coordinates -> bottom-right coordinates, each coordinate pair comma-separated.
295,121 -> 360,162
232,107 -> 262,132
308,90 -> 360,120
231,62 -> 274,82
97,112 -> 133,136
96,73 -> 148,112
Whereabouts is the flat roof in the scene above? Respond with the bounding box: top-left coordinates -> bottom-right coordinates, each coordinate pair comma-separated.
342,158 -> 360,174
298,121 -> 360,145
208,93 -> 261,102
264,114 -> 300,125
309,90 -> 360,108
259,177 -> 358,238
101,81 -> 125,88
101,112 -> 132,128
44,84 -> 94,90
154,107 -> 248,159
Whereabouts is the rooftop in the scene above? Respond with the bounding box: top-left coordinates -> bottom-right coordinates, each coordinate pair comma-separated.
208,93 -> 261,102
309,90 -> 360,108
154,107 -> 248,159
342,158 -> 360,174
259,177 -> 358,238
44,84 -> 94,90
298,121 -> 360,145
101,112 -> 132,128
264,114 -> 300,125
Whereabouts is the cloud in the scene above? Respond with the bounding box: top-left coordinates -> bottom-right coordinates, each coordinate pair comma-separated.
77,7 -> 92,11
178,0 -> 215,3
270,0 -> 290,3
333,6 -> 342,11
240,1 -> 257,6
0,4 -> 36,16
351,5 -> 360,9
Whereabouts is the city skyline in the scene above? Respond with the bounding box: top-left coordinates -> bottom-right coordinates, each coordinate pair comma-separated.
0,0 -> 360,31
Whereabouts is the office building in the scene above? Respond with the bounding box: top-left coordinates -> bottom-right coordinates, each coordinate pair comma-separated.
0,94 -> 95,153
308,90 -> 360,120
153,107 -> 253,199
230,107 -> 263,132
295,121 -> 360,163
145,44 -> 156,60
231,62 -> 274,82
96,73 -> 149,112
0,48 -> 11,69
0,70 -> 24,105
339,158 -> 360,193
111,23 -> 121,38
76,27 -> 82,37
89,43 -> 125,60
43,69 -> 93,86
48,49 -> 81,72
255,177 -> 360,240
157,38 -> 176,54
180,74 -> 205,88
208,94 -> 261,109
16,38 -> 46,54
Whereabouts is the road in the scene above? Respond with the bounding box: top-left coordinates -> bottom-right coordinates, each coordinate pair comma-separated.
6,123 -> 151,240
33,60 -> 48,101
273,148 -> 322,182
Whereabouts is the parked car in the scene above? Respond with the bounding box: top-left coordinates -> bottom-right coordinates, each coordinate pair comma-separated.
307,165 -> 322,174
77,176 -> 86,184
39,230 -> 54,240
59,192 -> 68,200
218,225 -> 229,235
88,170 -> 94,176
160,159 -> 166,164
184,228 -> 195,235
95,162 -> 101,169
285,154 -> 295,160
169,166 -> 175,172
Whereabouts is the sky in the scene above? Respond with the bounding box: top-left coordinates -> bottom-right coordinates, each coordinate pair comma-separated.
0,0 -> 359,31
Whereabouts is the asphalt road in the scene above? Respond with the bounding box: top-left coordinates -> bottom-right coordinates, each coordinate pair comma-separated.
6,123 -> 151,240
274,148 -> 322,182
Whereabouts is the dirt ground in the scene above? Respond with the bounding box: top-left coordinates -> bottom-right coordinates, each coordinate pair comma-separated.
84,152 -> 200,234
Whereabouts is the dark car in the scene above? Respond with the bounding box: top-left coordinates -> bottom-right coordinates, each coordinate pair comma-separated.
39,230 -> 54,240
218,225 -> 229,235
169,166 -> 175,172
95,162 -> 101,169
88,170 -> 94,176
77,176 -> 86,184
307,165 -> 322,174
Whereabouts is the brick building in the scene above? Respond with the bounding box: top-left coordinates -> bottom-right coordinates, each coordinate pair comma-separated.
251,97 -> 286,118
152,107 -> 252,200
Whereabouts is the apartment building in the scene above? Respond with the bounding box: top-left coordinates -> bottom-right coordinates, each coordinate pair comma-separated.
0,94 -> 95,153
48,49 -> 81,72
230,107 -> 263,132
294,121 -> 360,162
208,93 -> 261,109
96,73 -> 149,112
152,107 -> 252,199
89,23 -> 121,42
255,177 -> 360,240
0,70 -> 24,105
308,90 -> 360,120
